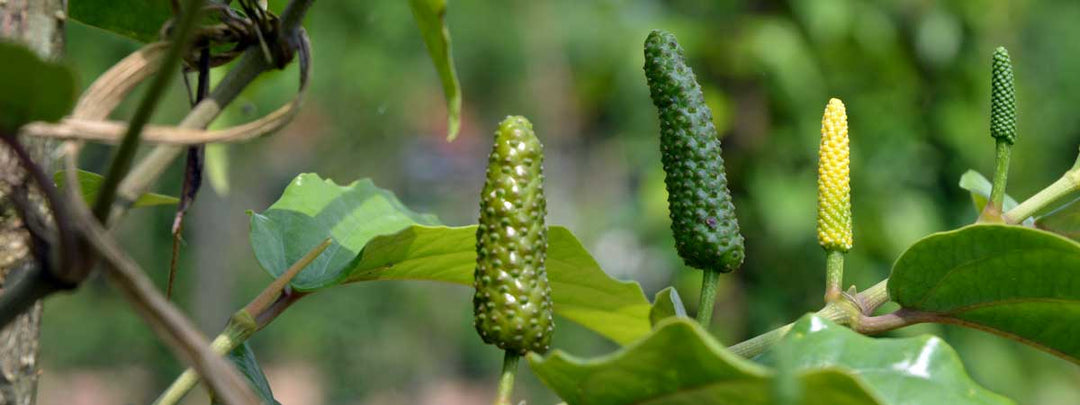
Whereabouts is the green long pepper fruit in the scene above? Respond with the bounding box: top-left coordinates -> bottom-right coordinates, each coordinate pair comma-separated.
473,116 -> 554,355
643,29 -> 745,272
991,47 -> 1017,144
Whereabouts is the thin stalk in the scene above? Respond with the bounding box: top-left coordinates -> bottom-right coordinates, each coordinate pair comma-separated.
1004,168 -> 1080,224
987,139 -> 1012,215
245,237 -> 331,315
823,250 -> 844,303
696,269 -> 721,326
167,45 -> 212,300
92,0 -> 206,221
495,351 -> 520,405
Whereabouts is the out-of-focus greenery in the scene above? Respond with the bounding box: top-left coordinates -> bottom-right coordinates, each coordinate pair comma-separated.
40,1 -> 1080,404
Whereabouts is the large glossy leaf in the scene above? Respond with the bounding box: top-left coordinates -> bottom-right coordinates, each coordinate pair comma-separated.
528,317 -> 883,405
70,0 -> 172,43
407,0 -> 462,140
889,224 -> 1080,363
1036,196 -> 1080,242
249,174 -> 652,344
54,169 -> 179,207
759,315 -> 1013,405
211,343 -> 280,405
0,42 -> 76,133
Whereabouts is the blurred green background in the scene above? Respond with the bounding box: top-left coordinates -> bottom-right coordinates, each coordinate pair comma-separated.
37,0 -> 1080,404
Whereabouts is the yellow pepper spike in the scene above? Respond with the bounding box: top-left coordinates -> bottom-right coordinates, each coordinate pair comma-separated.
817,98 -> 853,252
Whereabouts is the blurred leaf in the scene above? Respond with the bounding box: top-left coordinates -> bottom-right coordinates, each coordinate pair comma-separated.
528,317 -> 883,405
759,315 -> 1014,404
54,169 -> 179,207
69,0 -> 171,43
408,0 -> 462,140
0,42 -> 76,133
249,173 -> 652,344
205,143 -> 231,195
889,224 -> 1080,364
649,286 -> 687,327
1036,197 -> 1080,241
958,170 -> 1020,213
212,343 -> 280,405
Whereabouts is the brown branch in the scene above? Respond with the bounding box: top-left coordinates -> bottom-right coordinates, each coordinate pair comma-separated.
65,183 -> 258,405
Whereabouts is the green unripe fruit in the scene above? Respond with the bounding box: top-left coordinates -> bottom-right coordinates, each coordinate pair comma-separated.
473,116 -> 554,355
990,47 -> 1017,144
643,29 -> 745,272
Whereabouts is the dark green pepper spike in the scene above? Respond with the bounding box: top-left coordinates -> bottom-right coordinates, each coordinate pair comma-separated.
473,115 -> 554,355
643,29 -> 745,272
990,47 -> 1017,144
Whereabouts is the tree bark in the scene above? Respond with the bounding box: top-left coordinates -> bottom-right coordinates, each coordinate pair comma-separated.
0,1 -> 66,404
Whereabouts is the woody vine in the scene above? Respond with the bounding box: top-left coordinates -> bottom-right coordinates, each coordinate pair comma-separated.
0,1 -> 1079,405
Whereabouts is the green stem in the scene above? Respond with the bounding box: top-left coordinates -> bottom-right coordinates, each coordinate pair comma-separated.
728,322 -> 793,358
696,269 -> 721,326
728,290 -> 865,358
92,0 -> 206,221
153,238 -> 328,404
856,279 -> 890,313
495,351 -> 520,405
823,250 -> 844,303
153,311 -> 257,405
1003,168 -> 1080,224
986,139 -> 1012,215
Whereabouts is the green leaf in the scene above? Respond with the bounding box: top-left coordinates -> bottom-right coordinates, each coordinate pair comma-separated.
1035,196 -> 1080,242
205,143 -> 231,195
347,225 -> 652,344
248,173 -> 652,344
957,171 -> 1030,225
68,0 -> 171,43
212,342 -> 281,405
69,0 -> 171,43
649,286 -> 687,327
528,317 -> 883,405
408,0 -> 462,141
759,315 -> 1014,405
889,224 -> 1080,364
54,169 -> 179,207
0,42 -> 76,133
249,173 -> 440,289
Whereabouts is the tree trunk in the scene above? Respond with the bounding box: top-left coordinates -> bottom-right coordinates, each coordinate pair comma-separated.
0,1 -> 66,404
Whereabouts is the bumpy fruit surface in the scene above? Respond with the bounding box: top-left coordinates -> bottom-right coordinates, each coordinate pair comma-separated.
473,116 -> 554,355
643,29 -> 744,272
817,98 -> 853,252
990,47 -> 1017,144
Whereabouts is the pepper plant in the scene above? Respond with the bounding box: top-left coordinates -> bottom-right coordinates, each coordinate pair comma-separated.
0,2 -> 1079,405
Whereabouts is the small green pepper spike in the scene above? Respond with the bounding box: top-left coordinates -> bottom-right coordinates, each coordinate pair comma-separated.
990,47 -> 1017,145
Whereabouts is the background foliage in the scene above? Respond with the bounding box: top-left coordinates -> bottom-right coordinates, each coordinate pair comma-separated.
39,0 -> 1080,404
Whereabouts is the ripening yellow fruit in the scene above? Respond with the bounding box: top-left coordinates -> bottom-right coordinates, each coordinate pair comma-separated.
817,98 -> 853,252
